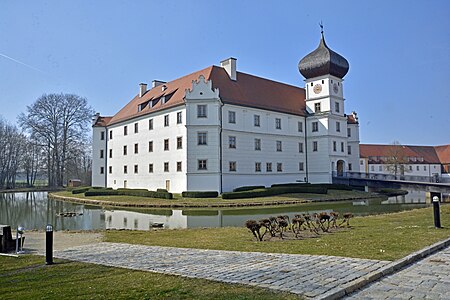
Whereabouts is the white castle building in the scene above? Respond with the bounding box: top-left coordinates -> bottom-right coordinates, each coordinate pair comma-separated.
92,33 -> 361,193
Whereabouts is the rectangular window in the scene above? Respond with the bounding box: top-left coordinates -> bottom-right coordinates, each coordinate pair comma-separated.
255,162 -> 261,172
371,165 -> 375,171
313,141 -> 318,152
229,161 -> 236,172
134,122 -> 138,133
123,165 -> 128,174
123,145 -> 127,155
124,126 -> 128,136
409,165 -> 412,171
275,118 -> 281,129
164,115 -> 169,127
347,128 -> 351,137
109,130 -> 112,140
348,145 -> 352,155
379,166 -> 382,171
336,122 -> 340,132
177,161 -> 182,172
198,132 -> 207,145
424,166 -> 427,171
109,149 -> 112,158
276,141 -> 282,152
298,121 -> 303,132
134,165 -> 138,174
229,136 -> 236,149
335,102 -> 340,113
164,139 -> 169,151
312,122 -> 318,132
109,166 -> 112,174
266,162 -> 272,172
341,142 -> 344,152
254,138 -> 261,151
360,160 -> 364,165
416,166 -> 419,171
333,141 -> 337,152
149,119 -> 153,130
100,150 -> 104,158
134,143 -> 139,154
348,163 -> 352,171
228,111 -> 236,123
100,167 -> 104,174
100,131 -> 105,140
198,159 -> 207,170
299,162 -> 304,171
164,162 -> 169,172
148,141 -> 153,152
254,115 -> 260,127
149,163 -> 153,173
277,163 -> 283,172
177,137 -> 182,149
197,105 -> 207,118
299,142 -> 304,153
314,102 -> 321,112
177,112 -> 182,124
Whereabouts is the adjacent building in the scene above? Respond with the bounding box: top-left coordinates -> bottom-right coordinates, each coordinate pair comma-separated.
92,33 -> 361,193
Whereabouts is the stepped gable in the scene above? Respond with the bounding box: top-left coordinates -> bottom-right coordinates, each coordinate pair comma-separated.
107,66 -> 307,126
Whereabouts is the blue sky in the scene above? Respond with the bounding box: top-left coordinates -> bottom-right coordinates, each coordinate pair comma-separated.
1,0 -> 449,145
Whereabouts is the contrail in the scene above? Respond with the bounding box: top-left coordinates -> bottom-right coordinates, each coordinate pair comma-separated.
0,52 -> 46,74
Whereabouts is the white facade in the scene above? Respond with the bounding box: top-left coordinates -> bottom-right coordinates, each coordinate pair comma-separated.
92,60 -> 360,193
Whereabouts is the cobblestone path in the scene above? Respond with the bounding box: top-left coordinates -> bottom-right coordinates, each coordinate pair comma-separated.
55,242 -> 389,299
347,246 -> 450,299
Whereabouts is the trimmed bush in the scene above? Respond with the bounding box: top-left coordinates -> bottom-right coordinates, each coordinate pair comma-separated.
72,187 -> 90,194
233,185 -> 266,192
313,183 -> 353,191
222,185 -> 327,199
271,183 -> 310,188
376,188 -> 408,197
84,188 -> 173,199
156,189 -> 168,193
181,191 -> 219,198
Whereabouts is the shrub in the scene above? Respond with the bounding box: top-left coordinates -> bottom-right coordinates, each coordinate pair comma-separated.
84,189 -> 119,196
84,188 -> 173,199
72,187 -> 90,194
222,185 -> 327,199
156,188 -> 168,193
181,191 -> 219,198
233,185 -> 266,192
271,183 -> 310,188
313,183 -> 353,191
376,188 -> 408,197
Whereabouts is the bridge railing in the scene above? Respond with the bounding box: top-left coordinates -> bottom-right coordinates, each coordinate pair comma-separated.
332,171 -> 450,184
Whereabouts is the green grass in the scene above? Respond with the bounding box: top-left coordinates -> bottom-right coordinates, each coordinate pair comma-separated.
52,189 -> 377,207
0,255 -> 300,300
105,206 -> 450,261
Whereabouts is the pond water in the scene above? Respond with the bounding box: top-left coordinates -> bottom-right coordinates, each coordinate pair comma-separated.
1,187 -> 444,231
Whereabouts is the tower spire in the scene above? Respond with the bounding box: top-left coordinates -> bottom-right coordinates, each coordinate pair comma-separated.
319,21 -> 324,37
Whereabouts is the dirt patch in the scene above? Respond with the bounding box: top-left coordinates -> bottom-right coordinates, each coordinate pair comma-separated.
21,231 -> 103,255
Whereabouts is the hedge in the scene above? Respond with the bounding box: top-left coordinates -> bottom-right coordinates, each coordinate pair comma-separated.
156,188 -> 168,193
313,183 -> 353,191
72,187 -> 91,194
232,185 -> 266,192
271,183 -> 310,188
222,185 -> 328,199
84,188 -> 173,199
181,191 -> 219,198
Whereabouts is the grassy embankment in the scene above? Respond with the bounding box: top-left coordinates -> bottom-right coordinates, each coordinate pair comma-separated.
0,255 -> 300,300
52,189 -> 379,207
105,206 -> 450,261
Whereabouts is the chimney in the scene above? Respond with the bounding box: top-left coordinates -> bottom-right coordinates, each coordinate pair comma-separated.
92,112 -> 100,126
152,80 -> 166,88
139,83 -> 147,97
220,57 -> 237,81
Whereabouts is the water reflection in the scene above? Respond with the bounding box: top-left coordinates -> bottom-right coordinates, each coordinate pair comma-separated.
0,189 -> 445,231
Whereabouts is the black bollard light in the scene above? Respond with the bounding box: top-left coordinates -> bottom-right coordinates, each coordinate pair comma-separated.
432,196 -> 441,229
46,224 -> 53,265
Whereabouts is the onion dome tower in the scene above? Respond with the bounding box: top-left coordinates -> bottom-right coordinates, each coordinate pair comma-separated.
298,32 -> 349,79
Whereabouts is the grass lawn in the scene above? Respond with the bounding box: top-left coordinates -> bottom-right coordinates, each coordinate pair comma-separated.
105,206 -> 450,261
52,189 -> 377,207
0,255 -> 300,300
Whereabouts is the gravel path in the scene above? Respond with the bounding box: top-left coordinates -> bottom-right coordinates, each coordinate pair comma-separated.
55,242 -> 389,299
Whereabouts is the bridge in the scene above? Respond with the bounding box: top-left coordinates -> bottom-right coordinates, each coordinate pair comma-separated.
332,172 -> 450,199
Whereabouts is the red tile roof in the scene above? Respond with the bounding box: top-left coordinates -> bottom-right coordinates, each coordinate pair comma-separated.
99,65 -> 307,126
360,144 -> 450,164
93,116 -> 112,127
347,115 -> 358,124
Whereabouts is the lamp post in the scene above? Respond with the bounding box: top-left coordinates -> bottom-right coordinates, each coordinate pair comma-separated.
46,224 -> 53,265
432,196 -> 441,228
16,226 -> 25,254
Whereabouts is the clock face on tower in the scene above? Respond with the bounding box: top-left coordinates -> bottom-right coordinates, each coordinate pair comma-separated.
333,83 -> 339,94
313,84 -> 322,94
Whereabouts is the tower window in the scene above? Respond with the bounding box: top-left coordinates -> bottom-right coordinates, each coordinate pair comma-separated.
314,103 -> 321,112
276,141 -> 282,152
255,162 -> 261,172
229,136 -> 236,149
254,138 -> 261,151
198,159 -> 207,170
347,128 -> 351,137
336,122 -> 340,132
100,131 -> 105,140
335,102 -> 340,113
229,161 -> 236,172
313,141 -> 318,152
333,141 -> 337,152
266,162 -> 272,172
298,121 -> 303,132
228,111 -> 236,124
299,142 -> 304,153
277,163 -> 283,172
197,105 -> 207,118
299,162 -> 304,171
312,122 -> 319,132
254,115 -> 260,127
348,145 -> 352,155
341,142 -> 344,152
100,167 -> 104,174
100,150 -> 104,158
197,132 -> 207,145
275,118 -> 281,129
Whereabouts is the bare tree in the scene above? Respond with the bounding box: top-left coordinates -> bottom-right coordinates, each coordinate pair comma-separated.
0,118 -> 26,189
384,141 -> 409,180
18,93 -> 93,187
